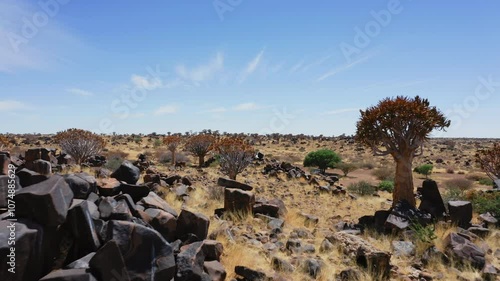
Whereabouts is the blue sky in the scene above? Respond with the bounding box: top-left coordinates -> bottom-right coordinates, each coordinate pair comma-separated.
1,0 -> 499,137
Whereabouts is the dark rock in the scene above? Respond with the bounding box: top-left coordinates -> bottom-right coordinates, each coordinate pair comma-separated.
482,264 -> 498,281
110,160 -> 140,184
16,175 -> 74,226
176,241 -> 211,281
385,200 -> 431,230
65,253 -> 95,269
204,261 -> 227,281
164,175 -> 182,185
175,184 -> 190,198
202,240 -> 224,262
419,180 -> 446,219
0,221 -> 39,281
478,212 -> 498,225
181,176 -> 192,186
467,227 -> 490,238
39,269 -> 97,281
105,220 -> 176,280
443,232 -> 485,269
96,178 -> 121,197
448,201 -> 473,228
338,268 -> 362,281
421,246 -> 449,266
143,173 -> 161,184
89,240 -> 130,281
253,202 -> 280,218
271,256 -> 295,273
120,183 -> 150,202
16,168 -> 48,187
66,200 -> 101,258
224,188 -> 255,215
374,210 -> 391,233
32,159 -> 52,175
0,175 -> 21,209
0,152 -> 10,175
303,259 -> 321,278
145,208 -> 177,242
234,266 -> 268,281
64,173 -> 97,199
286,239 -> 302,253
217,177 -> 253,191
139,191 -> 178,217
320,239 -> 334,253
177,209 -> 210,242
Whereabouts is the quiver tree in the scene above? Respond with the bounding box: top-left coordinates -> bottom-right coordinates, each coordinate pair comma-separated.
216,137 -> 254,180
355,96 -> 450,207
54,129 -> 106,165
476,142 -> 500,181
163,135 -> 182,165
185,134 -> 215,167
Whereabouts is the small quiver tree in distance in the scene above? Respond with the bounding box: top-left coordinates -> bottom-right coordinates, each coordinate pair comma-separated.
355,96 -> 450,207
216,137 -> 254,180
185,134 -> 216,167
0,135 -> 10,151
303,149 -> 341,174
476,142 -> 500,181
54,128 -> 106,165
163,135 -> 182,165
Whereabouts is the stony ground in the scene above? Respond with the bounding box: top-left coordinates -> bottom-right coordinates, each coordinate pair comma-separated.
2,135 -> 499,281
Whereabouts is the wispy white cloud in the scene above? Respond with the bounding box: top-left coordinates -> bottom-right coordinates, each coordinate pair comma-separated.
175,52 -> 224,84
131,74 -> 163,90
0,0 -> 84,73
289,59 -> 305,73
0,100 -> 30,112
204,107 -> 227,113
316,53 -> 376,82
322,108 -> 359,115
67,88 -> 94,97
301,55 -> 332,72
239,49 -> 265,83
154,105 -> 178,116
233,102 -> 263,111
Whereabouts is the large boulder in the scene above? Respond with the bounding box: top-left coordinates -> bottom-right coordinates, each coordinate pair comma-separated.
176,242 -> 211,281
443,232 -> 485,269
96,178 -> 121,197
105,220 -> 176,280
39,269 -> 97,281
202,240 -> 224,262
32,159 -> 52,176
64,173 -> 97,199
224,188 -> 255,215
16,175 -> 74,226
419,180 -> 446,219
16,168 -> 49,187
110,161 -> 140,184
89,240 -> 130,281
139,191 -> 178,217
66,200 -> 101,258
145,208 -> 177,242
0,152 -> 10,175
217,177 -> 253,191
0,175 -> 21,209
177,209 -> 210,242
120,183 -> 150,202
448,201 -> 473,228
204,261 -> 227,281
0,221 -> 39,281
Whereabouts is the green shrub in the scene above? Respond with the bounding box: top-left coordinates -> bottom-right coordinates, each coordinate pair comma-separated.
372,167 -> 394,181
303,149 -> 341,174
347,181 -> 376,196
105,156 -> 124,171
478,178 -> 494,186
378,180 -> 395,193
409,222 -> 437,244
466,191 -> 500,218
336,162 -> 358,176
414,164 -> 433,178
153,139 -> 162,148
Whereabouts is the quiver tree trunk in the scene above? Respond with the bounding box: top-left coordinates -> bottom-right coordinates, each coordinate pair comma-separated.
198,155 -> 205,167
393,155 -> 416,207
